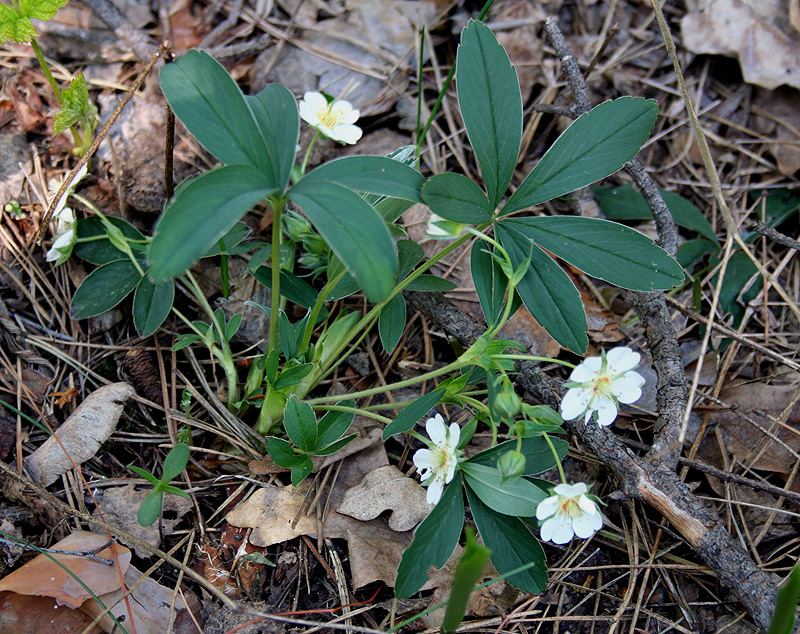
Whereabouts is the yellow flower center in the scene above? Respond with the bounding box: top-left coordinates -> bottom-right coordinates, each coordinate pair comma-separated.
559,497 -> 582,518
317,105 -> 341,129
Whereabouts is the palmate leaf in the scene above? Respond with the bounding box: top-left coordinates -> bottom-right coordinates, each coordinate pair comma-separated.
245,83 -> 298,192
160,50 -> 273,177
456,20 -> 522,210
0,4 -> 35,42
501,97 -> 658,216
71,260 -> 143,319
422,173 -> 493,224
149,165 -> 277,281
288,179 -> 397,303
466,486 -> 547,594
133,276 -> 174,337
495,222 -> 587,353
19,0 -> 67,20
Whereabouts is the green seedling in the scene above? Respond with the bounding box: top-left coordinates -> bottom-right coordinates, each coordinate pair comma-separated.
128,443 -> 191,527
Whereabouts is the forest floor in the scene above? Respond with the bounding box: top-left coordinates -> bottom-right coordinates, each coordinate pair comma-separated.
1,0 -> 800,633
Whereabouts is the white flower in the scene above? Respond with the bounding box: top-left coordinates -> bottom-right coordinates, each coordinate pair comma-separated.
412,414 -> 460,505
46,227 -> 75,263
560,347 -> 645,427
426,213 -> 465,240
298,92 -> 362,145
536,482 -> 603,544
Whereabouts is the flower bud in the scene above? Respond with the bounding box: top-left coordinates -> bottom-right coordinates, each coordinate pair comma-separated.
427,214 -> 465,240
497,450 -> 526,483
493,380 -> 522,420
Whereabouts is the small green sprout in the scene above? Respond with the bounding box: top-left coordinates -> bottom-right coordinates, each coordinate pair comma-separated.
128,443 -> 191,527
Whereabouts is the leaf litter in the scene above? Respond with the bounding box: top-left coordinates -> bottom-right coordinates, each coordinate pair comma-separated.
5,0 -> 800,631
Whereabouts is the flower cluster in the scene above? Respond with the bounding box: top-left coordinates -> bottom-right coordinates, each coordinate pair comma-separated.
536,482 -> 603,544
560,346 -> 645,427
412,414 -> 460,505
46,165 -> 87,265
298,92 -> 362,145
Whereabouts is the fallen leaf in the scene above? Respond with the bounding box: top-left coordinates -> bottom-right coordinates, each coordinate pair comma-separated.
337,465 -> 431,531
753,87 -> 800,175
49,387 -> 77,408
682,0 -> 800,90
0,591 -> 102,634
21,368 -> 52,401
92,485 -> 193,558
0,531 -> 131,609
25,383 -> 135,486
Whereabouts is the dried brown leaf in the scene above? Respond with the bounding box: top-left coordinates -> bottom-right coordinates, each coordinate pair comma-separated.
25,383 -> 135,486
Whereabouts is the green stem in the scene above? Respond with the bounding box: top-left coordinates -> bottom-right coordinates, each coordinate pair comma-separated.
490,353 -> 575,369
300,131 -> 321,175
299,267 -> 346,352
542,432 -> 567,484
310,404 -> 393,426
306,357 -> 469,406
268,197 -> 286,356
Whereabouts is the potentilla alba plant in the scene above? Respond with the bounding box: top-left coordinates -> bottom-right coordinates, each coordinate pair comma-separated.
46,164 -> 87,264
536,482 -> 603,544
560,347 -> 645,426
298,91 -> 362,145
413,414 -> 461,504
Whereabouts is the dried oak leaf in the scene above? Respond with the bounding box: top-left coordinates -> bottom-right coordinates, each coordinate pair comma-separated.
25,383 -> 135,486
682,0 -> 800,90
0,531 -> 131,608
336,465 -> 431,531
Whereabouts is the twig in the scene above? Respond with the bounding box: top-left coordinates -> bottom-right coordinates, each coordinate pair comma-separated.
753,222 -> 800,252
543,17 -> 687,472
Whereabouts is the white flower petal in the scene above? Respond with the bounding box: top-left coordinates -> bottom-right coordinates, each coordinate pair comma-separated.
571,511 -> 600,539
331,123 -> 362,144
413,448 -> 435,473
330,101 -> 359,124
606,347 -> 640,373
611,371 -> 645,403
577,494 -> 597,515
553,483 -> 586,498
446,423 -> 461,449
425,414 -> 446,445
560,387 -> 591,421
541,514 -> 574,544
426,477 -> 444,504
570,357 -> 603,382
593,395 -> 618,426
536,495 -> 559,520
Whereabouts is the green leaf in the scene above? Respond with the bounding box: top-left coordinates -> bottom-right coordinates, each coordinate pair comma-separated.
471,241 -> 507,326
502,97 -> 658,215
266,437 -> 306,468
397,240 -> 424,280
74,216 -> 146,265
712,250 -> 762,325
461,463 -> 546,516
0,5 -> 35,42
383,388 -> 445,440
128,465 -> 161,486
161,443 -> 190,482
466,486 -> 547,594
313,433 -> 357,456
502,217 -> 684,291
300,156 -> 425,202
244,83 -> 298,192
137,490 -> 164,527
593,184 -> 719,245
133,276 -> 174,337
149,165 -> 276,280
291,457 -> 314,486
225,313 -> 242,341
288,180 -> 397,303
172,334 -> 200,351
422,173 -> 493,224
273,363 -> 313,390
379,294 -> 407,354
677,238 -> 717,269
202,222 -> 251,257
496,222 -> 587,353
53,73 -> 91,136
442,528 -> 491,634
456,20 -> 522,210
316,403 -> 355,447
404,275 -> 457,292
467,435 -> 567,476
767,565 -> 800,634
251,266 -> 323,311
396,480 -> 464,598
71,260 -> 143,319
20,0 -> 67,20
284,396 -> 317,453
159,50 -> 272,175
